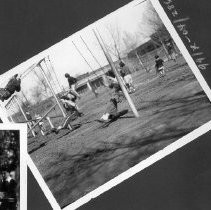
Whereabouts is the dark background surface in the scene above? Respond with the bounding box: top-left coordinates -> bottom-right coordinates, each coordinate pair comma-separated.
0,0 -> 211,209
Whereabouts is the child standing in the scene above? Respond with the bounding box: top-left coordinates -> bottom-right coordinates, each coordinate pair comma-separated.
119,61 -> 135,93
155,55 -> 165,78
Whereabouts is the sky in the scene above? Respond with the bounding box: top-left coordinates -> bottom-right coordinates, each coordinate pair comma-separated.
0,0 -> 157,106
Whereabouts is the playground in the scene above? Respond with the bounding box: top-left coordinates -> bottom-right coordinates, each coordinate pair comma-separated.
2,2 -> 211,207
26,55 -> 211,207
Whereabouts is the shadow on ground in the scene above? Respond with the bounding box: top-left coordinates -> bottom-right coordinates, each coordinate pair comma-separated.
44,124 -> 195,207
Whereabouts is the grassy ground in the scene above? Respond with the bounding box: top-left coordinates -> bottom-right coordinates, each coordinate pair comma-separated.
28,56 -> 211,208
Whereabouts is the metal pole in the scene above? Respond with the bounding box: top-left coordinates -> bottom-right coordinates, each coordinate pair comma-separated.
47,56 -> 65,92
80,35 -> 106,74
5,97 -> 17,123
20,91 -> 31,108
87,80 -> 98,97
38,63 -> 67,118
93,29 -> 139,118
9,116 -> 14,123
14,95 -> 36,137
20,58 -> 45,79
87,80 -> 92,91
13,95 -> 27,120
72,41 -> 99,78
157,37 -> 169,60
33,67 -> 50,95
62,115 -> 73,130
20,63 -> 37,80
11,99 -> 19,122
4,95 -> 16,109
46,116 -> 55,129
42,59 -> 59,94
41,130 -> 45,136
68,124 -> 73,131
27,103 -> 57,134
135,51 -> 147,72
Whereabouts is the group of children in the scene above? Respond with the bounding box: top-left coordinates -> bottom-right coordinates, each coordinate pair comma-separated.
0,54 -> 172,132
100,56 -> 170,121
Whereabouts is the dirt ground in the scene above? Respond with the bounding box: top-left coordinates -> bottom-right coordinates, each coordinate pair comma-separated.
28,56 -> 211,208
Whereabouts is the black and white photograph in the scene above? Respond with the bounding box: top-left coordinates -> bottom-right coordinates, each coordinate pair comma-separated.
0,125 -> 27,210
0,0 -> 211,209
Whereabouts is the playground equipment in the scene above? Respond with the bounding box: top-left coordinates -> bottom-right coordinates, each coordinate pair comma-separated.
72,40 -> 99,78
27,103 -> 60,135
4,57 -> 73,137
5,95 -> 36,137
79,35 -> 106,75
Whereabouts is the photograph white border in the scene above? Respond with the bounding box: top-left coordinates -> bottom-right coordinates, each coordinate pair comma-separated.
0,107 -> 10,123
1,0 -> 211,209
0,124 -> 27,210
151,0 -> 211,102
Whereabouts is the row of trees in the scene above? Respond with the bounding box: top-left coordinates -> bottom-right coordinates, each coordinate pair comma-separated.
103,1 -> 171,61
16,1 -> 174,108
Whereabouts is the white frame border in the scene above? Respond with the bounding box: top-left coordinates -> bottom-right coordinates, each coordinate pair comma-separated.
151,0 -> 211,102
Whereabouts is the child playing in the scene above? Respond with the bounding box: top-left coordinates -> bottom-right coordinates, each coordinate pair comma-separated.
60,91 -> 83,117
155,55 -> 165,78
119,61 -> 135,93
0,74 -> 21,102
100,98 -> 118,122
105,70 -> 125,102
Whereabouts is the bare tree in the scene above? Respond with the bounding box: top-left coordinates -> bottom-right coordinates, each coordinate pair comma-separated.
30,86 -> 43,104
104,21 -> 125,60
138,1 -> 170,57
122,31 -> 140,53
33,68 -> 52,96
25,68 -> 52,105
122,31 -> 148,71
